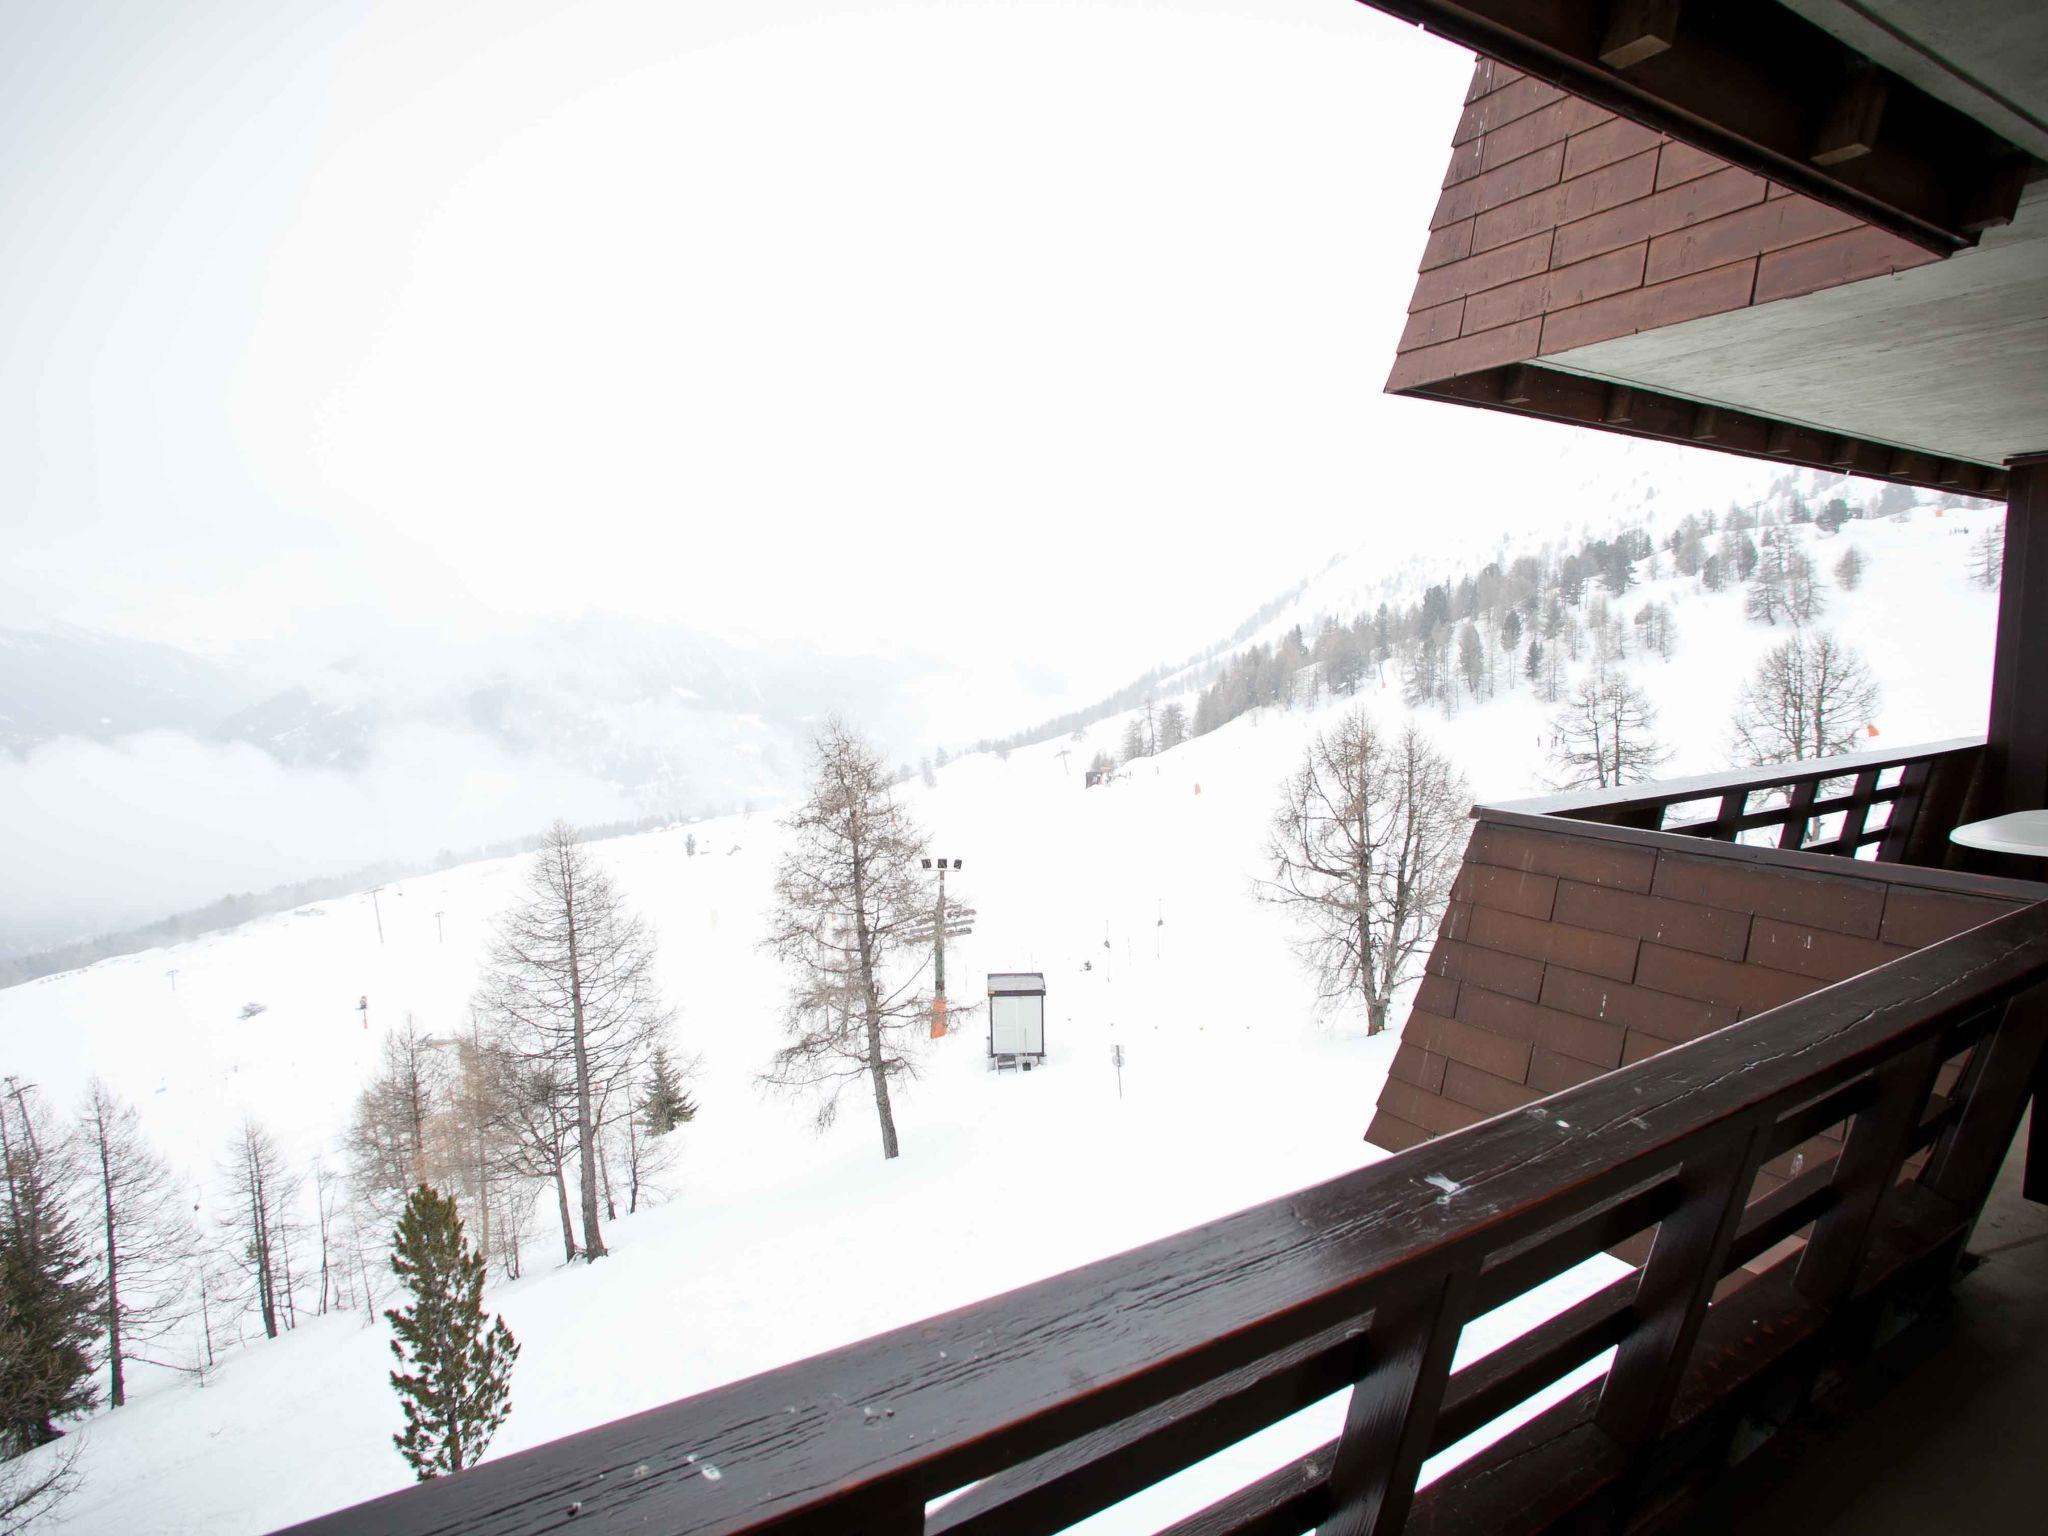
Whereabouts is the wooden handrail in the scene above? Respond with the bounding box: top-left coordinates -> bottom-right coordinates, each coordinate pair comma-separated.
1485,737 -> 1984,822
279,894 -> 2048,1536
1481,736 -> 1985,865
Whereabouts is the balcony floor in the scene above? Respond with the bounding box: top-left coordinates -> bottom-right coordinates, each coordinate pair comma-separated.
1678,1112 -> 2048,1533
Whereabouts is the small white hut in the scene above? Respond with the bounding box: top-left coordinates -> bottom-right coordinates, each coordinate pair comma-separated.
986,972 -> 1047,1069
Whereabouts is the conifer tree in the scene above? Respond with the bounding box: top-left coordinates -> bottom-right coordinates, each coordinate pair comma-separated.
639,1046 -> 698,1137
0,1083 -> 100,1451
386,1185 -> 518,1481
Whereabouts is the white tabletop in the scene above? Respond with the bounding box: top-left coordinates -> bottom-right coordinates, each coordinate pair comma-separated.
1949,810 -> 2048,856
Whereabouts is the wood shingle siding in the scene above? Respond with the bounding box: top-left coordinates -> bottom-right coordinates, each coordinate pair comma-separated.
1388,58 -> 1940,394
1365,813 -> 2042,1159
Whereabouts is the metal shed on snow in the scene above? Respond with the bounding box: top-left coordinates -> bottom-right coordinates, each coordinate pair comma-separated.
986,972 -> 1046,1069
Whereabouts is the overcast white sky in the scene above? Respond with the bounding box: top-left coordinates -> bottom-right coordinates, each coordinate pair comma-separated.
2,0 -> 1795,705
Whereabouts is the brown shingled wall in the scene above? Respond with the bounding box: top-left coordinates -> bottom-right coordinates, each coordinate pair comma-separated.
1387,58 -> 1941,394
1366,815 -> 2031,1180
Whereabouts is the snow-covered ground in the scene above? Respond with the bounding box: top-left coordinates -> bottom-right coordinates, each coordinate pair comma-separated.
0,494 -> 2005,1532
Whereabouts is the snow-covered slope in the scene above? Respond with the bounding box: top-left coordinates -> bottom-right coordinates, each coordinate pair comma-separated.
0,494 -> 2006,1533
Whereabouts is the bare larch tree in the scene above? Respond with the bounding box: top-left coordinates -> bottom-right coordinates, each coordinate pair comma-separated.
762,719 -> 931,1160
479,820 -> 672,1263
1731,631 -> 1881,766
1548,669 -> 1671,789
343,1017 -> 446,1233
1258,712 -> 1470,1034
77,1079 -> 198,1406
217,1118 -> 301,1340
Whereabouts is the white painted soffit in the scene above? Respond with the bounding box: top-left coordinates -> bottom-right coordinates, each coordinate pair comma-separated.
1780,0 -> 2048,163
1538,184 -> 2048,469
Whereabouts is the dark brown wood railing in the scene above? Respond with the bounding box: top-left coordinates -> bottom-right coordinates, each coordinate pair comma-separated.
1493,736 -> 1983,865
282,890 -> 2048,1536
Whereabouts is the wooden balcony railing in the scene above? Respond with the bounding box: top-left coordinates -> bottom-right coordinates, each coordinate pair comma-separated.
1491,736 -> 1983,865
283,886 -> 2048,1536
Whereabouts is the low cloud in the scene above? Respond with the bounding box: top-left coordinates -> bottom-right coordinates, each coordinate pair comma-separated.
2,727 -> 638,951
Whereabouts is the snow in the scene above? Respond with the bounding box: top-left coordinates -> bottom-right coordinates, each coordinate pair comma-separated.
0,495 -> 2004,1533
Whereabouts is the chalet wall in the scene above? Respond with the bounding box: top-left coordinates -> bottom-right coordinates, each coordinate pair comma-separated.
1367,814 -> 2035,1202
1387,58 -> 1941,394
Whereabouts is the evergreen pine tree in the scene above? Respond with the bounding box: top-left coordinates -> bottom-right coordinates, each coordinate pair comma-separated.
0,1085 -> 101,1451
639,1046 -> 698,1137
386,1185 -> 518,1481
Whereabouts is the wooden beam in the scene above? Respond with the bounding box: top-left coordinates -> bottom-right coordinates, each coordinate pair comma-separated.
1364,0 -> 2032,252
1986,455 -> 2048,816
1402,363 -> 2009,501
1599,0 -> 1680,72
1812,60 -> 1888,168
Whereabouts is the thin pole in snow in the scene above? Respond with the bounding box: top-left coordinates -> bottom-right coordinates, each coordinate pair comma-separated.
434,910 -> 445,943
370,889 -> 385,946
166,969 -> 179,993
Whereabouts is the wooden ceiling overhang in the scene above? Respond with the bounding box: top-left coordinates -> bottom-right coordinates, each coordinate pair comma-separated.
1363,0 -> 2031,254
1371,2 -> 2047,499
1412,365 -> 2013,500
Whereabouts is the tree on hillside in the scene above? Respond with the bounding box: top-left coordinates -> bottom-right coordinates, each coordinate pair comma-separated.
1498,609 -> 1523,687
1784,548 -> 1826,623
485,1052 -> 579,1267
218,1118 -> 302,1340
1729,530 -> 1760,583
1157,701 -> 1189,752
0,1082 -> 99,1451
0,1400 -> 76,1532
1833,546 -> 1866,591
344,1018 -> 447,1233
386,1185 -> 518,1481
1971,525 -> 2005,589
479,821 -> 672,1263
1258,713 -> 1469,1035
640,1045 -> 698,1136
1745,539 -> 1823,626
1731,632 -> 1880,766
1120,716 -> 1149,765
431,1016 -> 525,1282
761,719 -> 931,1160
600,1041 -> 697,1216
76,1080 -> 197,1408
1632,602 -> 1675,660
1456,623 -> 1488,702
1548,670 -> 1671,790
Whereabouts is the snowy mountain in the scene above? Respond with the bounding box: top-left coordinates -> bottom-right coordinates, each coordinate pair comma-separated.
0,627 -> 262,755
0,616 -> 956,956
0,489 -> 2008,1534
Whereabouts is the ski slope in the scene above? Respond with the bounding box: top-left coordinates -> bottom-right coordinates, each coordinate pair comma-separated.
0,495 -> 2006,1533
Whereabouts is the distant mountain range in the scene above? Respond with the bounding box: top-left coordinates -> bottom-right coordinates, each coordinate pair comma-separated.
0,627 -> 262,753
2,617 -> 934,810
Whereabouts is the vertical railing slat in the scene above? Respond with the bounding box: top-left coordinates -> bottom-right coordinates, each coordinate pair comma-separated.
1877,761 -> 1933,863
1594,1127 -> 1766,1458
1318,1270 -> 1474,1536
1779,777 -> 1820,850
1924,987 -> 2048,1217
1794,1041 -> 1943,1305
